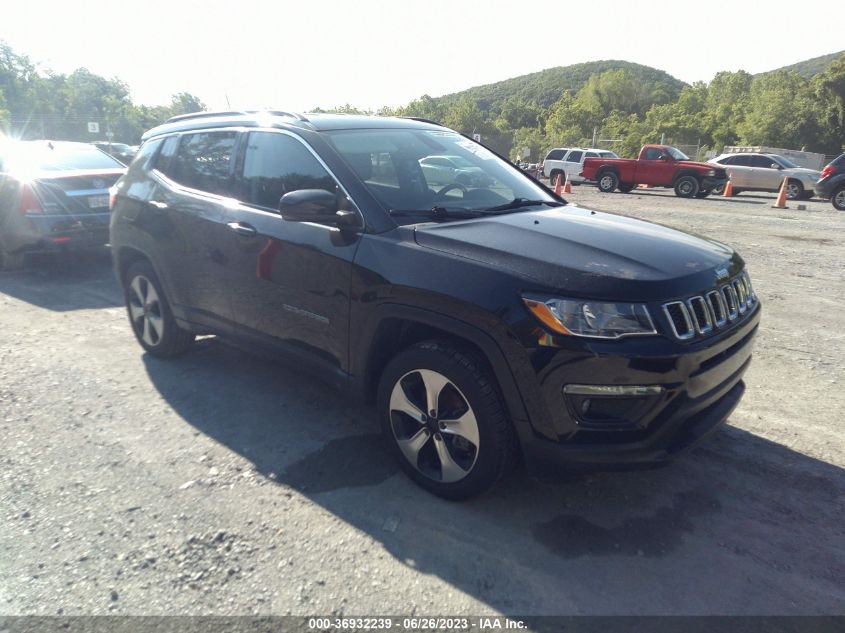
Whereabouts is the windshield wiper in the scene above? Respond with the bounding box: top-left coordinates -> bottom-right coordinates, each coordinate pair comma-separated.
389,206 -> 483,220
478,198 -> 565,214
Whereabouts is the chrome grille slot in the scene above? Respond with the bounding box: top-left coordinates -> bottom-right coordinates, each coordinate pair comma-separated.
706,290 -> 727,327
662,271 -> 756,341
733,279 -> 748,314
686,296 -> 713,334
662,301 -> 694,340
722,285 -> 738,320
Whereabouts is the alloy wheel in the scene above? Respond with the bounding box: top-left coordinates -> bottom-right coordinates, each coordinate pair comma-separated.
388,369 -> 480,483
786,182 -> 801,200
128,275 -> 164,347
834,189 -> 845,210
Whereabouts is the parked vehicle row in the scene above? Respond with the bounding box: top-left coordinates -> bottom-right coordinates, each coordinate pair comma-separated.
108,111 -> 760,499
92,141 -> 137,165
580,144 -> 727,198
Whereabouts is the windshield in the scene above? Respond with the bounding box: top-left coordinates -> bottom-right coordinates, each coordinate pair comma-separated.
326,128 -> 557,222
666,146 -> 690,161
772,155 -> 798,169
10,143 -> 125,172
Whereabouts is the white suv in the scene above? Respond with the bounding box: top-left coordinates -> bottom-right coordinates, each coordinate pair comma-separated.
543,147 -> 618,184
709,153 -> 821,200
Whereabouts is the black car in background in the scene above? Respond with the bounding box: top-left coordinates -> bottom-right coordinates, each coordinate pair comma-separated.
815,153 -> 845,210
0,140 -> 125,269
110,112 -> 760,499
92,141 -> 136,165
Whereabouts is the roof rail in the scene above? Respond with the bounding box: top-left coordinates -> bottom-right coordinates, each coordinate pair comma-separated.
257,110 -> 310,122
400,116 -> 444,127
165,110 -> 253,124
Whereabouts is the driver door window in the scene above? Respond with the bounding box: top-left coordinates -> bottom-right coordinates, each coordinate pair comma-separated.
238,132 -> 336,210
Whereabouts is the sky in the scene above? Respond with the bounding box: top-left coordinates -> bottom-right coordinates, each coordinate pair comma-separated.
2,0 -> 844,112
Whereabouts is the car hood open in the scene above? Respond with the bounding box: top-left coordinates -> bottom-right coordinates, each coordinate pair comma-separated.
413,205 -> 743,302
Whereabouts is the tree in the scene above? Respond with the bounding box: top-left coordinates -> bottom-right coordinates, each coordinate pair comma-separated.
169,92 -> 206,116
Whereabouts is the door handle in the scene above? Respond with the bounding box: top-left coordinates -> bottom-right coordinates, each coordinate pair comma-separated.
148,200 -> 168,210
227,221 -> 257,237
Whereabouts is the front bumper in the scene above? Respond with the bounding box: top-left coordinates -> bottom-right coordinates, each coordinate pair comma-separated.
702,175 -> 728,190
517,303 -> 759,471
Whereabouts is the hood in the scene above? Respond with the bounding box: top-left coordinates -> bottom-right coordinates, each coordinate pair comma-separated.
414,205 -> 743,302
678,160 -> 717,171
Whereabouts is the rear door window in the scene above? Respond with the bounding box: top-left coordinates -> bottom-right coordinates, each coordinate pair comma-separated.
159,131 -> 238,196
732,155 -> 752,167
238,132 -> 336,210
566,150 -> 583,163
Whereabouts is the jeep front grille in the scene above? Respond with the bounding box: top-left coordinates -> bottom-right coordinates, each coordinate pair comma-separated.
662,271 -> 756,341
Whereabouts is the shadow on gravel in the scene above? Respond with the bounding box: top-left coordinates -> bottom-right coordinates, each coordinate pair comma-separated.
0,248 -> 122,311
143,337 -> 845,614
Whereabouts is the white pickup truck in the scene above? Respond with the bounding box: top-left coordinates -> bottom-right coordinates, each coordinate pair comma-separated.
543,147 -> 619,184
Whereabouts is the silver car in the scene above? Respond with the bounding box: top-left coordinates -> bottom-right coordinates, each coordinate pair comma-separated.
709,153 -> 821,200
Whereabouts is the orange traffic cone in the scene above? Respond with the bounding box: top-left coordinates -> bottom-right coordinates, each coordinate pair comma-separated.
772,176 -> 789,209
562,173 -> 572,194
723,179 -> 734,197
554,174 -> 562,196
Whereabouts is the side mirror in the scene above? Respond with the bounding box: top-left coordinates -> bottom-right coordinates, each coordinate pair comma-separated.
279,189 -> 362,228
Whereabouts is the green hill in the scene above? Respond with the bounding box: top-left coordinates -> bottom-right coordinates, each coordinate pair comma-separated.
432,60 -> 687,111
763,50 -> 845,78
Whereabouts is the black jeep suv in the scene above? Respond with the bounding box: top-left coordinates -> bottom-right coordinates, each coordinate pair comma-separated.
110,111 -> 760,498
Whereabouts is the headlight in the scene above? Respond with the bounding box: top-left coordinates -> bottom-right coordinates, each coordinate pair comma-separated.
706,169 -> 716,177
522,296 -> 657,339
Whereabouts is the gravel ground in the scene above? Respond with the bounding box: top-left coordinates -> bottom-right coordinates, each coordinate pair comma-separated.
1,186 -> 843,616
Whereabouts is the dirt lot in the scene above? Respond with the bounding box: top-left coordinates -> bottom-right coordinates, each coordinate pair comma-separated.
1,187 -> 843,616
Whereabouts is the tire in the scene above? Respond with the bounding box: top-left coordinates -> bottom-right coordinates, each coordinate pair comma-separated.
597,171 -> 619,193
785,179 -> 804,201
123,260 -> 195,358
549,170 -> 563,188
712,183 -> 725,196
695,189 -> 712,198
833,186 -> 845,211
0,246 -> 25,271
377,340 -> 516,500
674,175 -> 700,198
617,183 -> 634,193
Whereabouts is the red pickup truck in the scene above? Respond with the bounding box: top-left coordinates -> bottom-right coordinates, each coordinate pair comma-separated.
581,144 -> 728,198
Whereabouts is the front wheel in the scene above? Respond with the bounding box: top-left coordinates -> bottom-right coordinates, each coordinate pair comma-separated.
377,341 -> 516,499
597,171 -> 619,193
712,183 -> 725,196
833,186 -> 845,211
124,260 -> 195,358
674,176 -> 700,198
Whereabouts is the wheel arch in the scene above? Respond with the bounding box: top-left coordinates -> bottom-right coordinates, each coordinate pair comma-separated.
353,304 -> 534,442
671,169 -> 701,186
